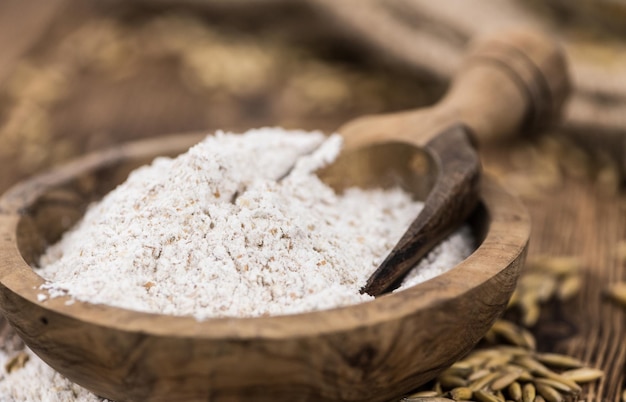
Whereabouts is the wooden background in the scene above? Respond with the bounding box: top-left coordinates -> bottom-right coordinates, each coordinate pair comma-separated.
0,1 -> 624,401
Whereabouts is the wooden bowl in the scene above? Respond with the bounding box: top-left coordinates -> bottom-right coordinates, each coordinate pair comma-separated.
0,134 -> 529,402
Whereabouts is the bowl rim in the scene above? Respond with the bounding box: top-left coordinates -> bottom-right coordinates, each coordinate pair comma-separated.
0,133 -> 530,340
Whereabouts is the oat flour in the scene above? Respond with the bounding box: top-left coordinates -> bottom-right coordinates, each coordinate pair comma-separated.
37,128 -> 473,319
0,348 -> 106,402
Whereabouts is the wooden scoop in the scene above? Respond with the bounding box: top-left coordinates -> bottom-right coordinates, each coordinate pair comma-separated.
318,28 -> 570,296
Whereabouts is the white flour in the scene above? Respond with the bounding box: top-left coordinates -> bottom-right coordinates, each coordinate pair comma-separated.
37,128 -> 474,319
0,348 -> 107,402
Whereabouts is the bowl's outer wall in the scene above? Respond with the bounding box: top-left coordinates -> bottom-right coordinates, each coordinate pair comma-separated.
0,257 -> 524,402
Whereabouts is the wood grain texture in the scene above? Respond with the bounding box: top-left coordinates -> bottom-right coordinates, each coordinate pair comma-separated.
482,144 -> 626,402
0,134 -> 529,401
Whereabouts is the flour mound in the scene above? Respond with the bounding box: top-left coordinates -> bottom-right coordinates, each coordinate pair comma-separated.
38,128 -> 473,319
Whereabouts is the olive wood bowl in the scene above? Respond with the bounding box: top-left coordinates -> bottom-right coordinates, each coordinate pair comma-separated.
0,134 -> 529,402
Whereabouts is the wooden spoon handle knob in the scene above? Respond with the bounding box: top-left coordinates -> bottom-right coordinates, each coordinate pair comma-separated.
441,29 -> 570,142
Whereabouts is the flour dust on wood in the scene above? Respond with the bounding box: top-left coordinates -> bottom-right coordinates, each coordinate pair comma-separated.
0,348 -> 107,402
37,128 -> 474,319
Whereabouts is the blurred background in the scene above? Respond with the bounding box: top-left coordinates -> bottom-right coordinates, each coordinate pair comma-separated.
1,0 -> 626,400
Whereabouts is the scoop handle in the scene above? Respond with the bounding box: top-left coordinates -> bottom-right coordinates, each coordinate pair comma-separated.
439,28 -> 570,142
338,28 -> 570,149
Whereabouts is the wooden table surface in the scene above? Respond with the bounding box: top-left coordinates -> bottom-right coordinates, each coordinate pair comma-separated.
0,1 -> 624,401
